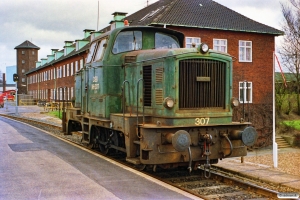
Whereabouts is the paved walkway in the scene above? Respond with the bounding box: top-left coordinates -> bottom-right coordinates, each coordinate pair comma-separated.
0,116 -> 197,200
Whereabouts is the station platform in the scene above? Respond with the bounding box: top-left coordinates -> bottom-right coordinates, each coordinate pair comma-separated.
0,113 -> 198,200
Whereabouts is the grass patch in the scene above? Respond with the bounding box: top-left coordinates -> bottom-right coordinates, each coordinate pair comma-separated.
47,110 -> 63,119
282,120 -> 300,130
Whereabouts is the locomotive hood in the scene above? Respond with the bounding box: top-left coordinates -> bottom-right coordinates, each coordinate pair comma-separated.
123,47 -> 201,64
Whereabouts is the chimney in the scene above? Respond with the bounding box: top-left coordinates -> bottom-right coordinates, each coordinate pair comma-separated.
51,49 -> 59,55
83,29 -> 95,38
76,39 -> 89,51
64,41 -> 73,47
47,54 -> 55,63
90,31 -> 103,41
55,50 -> 64,60
36,61 -> 41,68
110,12 -> 127,30
64,41 -> 75,56
41,58 -> 47,66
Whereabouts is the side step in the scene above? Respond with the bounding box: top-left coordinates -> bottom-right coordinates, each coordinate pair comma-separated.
126,157 -> 141,165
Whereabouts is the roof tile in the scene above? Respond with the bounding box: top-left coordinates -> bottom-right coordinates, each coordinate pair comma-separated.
14,40 -> 40,49
126,0 -> 283,35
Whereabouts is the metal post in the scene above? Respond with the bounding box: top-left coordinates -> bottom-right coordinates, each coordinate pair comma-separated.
5,94 -> 8,112
273,52 -> 278,168
62,87 -> 66,133
15,83 -> 18,114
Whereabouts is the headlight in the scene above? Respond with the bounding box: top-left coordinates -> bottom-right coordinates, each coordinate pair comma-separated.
163,97 -> 174,109
199,43 -> 209,54
231,97 -> 239,108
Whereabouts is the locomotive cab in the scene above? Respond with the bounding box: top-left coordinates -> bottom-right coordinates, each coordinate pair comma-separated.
66,26 -> 257,174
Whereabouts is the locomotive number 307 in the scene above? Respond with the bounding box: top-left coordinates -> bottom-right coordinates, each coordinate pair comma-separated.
195,118 -> 210,125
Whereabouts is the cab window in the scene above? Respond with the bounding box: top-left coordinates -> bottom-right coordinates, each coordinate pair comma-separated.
86,42 -> 97,63
112,31 -> 142,54
155,32 -> 180,49
94,38 -> 107,61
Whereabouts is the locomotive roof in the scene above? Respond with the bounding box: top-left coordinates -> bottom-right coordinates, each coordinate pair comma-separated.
92,26 -> 185,47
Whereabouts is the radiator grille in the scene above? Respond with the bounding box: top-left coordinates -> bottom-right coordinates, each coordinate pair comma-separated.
143,65 -> 152,106
179,59 -> 226,109
155,89 -> 163,105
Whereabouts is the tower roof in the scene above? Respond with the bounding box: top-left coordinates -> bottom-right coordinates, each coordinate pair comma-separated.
14,40 -> 40,50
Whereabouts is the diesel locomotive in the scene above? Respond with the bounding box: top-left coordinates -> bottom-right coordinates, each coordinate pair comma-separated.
66,25 -> 257,176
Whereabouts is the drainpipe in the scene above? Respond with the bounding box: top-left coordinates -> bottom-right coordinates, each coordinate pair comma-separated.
51,64 -> 56,102
77,53 -> 86,113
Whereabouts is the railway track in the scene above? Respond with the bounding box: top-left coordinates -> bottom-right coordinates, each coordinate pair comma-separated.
0,114 -> 288,199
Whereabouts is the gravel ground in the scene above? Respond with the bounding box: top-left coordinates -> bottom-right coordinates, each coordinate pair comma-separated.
18,112 -> 62,126
236,150 -> 300,177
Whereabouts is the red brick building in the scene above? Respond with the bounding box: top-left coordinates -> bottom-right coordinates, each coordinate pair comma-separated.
26,30 -> 94,102
24,0 -> 283,133
14,40 -> 40,94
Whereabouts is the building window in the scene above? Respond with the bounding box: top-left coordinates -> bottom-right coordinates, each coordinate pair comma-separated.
71,62 -> 74,75
59,66 -> 62,78
213,39 -> 227,53
67,64 -> 69,77
75,61 -> 79,71
80,59 -> 83,69
71,87 -> 74,99
239,81 -> 252,103
32,51 -> 35,55
22,60 -> 25,64
22,51 -> 25,55
63,65 -> 66,77
22,69 -> 25,73
185,37 -> 201,48
239,40 -> 252,62
22,78 -> 25,83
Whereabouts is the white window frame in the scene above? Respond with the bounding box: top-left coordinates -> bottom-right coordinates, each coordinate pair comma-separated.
213,39 -> 227,53
67,64 -> 69,77
80,59 -> 83,69
63,65 -> 66,77
239,81 -> 252,103
185,37 -> 201,48
239,40 -> 252,62
75,61 -> 79,72
71,62 -> 74,75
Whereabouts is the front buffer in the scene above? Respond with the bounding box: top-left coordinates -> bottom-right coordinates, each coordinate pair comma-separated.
139,124 -> 257,176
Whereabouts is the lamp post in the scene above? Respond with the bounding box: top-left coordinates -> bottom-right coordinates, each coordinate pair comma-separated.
13,73 -> 19,114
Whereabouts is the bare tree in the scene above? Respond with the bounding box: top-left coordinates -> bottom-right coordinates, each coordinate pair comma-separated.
279,0 -> 300,114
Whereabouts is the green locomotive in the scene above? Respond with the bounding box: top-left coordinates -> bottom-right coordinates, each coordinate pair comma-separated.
66,25 -> 257,175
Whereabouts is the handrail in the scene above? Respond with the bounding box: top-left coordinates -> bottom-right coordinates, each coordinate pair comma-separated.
136,78 -> 145,138
122,80 -> 131,137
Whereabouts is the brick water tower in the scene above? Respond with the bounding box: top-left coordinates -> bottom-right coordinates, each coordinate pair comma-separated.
14,40 -> 40,94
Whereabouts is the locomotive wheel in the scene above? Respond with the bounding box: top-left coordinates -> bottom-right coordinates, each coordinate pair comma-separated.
99,129 -> 109,155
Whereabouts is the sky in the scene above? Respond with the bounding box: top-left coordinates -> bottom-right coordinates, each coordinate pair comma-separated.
0,0 -> 288,74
